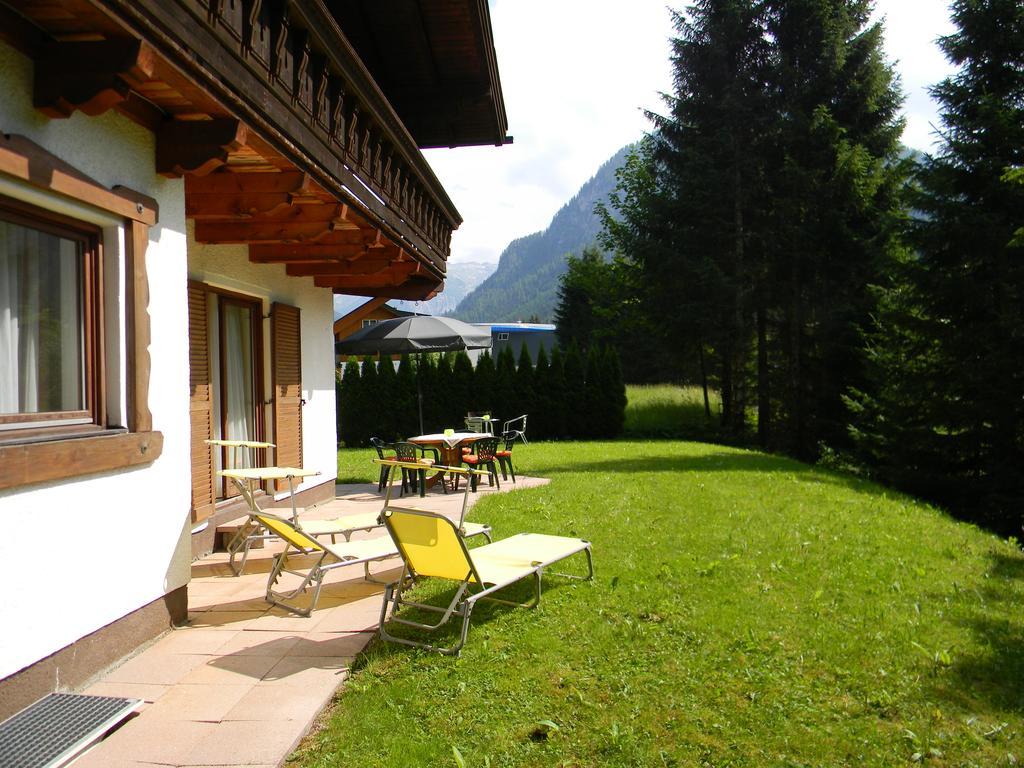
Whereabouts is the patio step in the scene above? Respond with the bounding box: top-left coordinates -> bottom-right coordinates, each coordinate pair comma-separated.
0,693 -> 140,768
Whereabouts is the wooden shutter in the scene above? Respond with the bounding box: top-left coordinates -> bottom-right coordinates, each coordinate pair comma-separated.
271,302 -> 302,491
187,283 -> 215,522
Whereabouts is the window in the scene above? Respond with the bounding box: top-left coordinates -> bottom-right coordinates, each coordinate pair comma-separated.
0,197 -> 103,434
497,332 -> 509,341
361,318 -> 378,328
0,133 -> 160,492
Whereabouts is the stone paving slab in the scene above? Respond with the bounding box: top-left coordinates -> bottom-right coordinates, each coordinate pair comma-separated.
71,475 -> 547,767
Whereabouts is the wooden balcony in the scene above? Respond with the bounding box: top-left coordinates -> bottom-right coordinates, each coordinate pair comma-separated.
1,0 -> 487,299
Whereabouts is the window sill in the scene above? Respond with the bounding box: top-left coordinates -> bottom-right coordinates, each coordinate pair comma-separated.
0,430 -> 163,492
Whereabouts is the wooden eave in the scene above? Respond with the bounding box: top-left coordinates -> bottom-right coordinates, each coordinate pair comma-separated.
0,0 -> 469,300
328,0 -> 511,149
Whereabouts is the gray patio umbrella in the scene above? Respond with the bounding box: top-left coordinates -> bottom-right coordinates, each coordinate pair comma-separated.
335,315 -> 492,433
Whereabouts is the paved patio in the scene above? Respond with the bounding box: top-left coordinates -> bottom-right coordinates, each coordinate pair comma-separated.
73,475 -> 547,768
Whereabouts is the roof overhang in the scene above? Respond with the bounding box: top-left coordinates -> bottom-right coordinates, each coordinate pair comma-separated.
327,0 -> 512,149
0,0 -> 499,300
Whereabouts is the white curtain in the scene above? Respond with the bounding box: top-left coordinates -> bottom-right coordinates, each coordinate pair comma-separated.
0,221 -> 20,414
223,303 -> 254,468
0,220 -> 83,417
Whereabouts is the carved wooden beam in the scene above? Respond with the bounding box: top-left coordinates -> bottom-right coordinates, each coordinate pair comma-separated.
313,273 -> 411,289
156,119 -> 249,177
34,40 -> 157,119
249,243 -> 391,263
186,171 -> 314,194
284,257 -> 403,277
193,217 -> 356,243
329,277 -> 443,301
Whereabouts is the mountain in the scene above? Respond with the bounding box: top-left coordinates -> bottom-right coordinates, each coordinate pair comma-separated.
333,260 -> 496,319
454,143 -> 633,323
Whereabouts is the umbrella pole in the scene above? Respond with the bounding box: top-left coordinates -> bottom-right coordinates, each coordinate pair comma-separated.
417,353 -> 424,435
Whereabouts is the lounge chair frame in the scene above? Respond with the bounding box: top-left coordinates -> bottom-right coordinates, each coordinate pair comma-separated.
378,507 -> 593,655
253,511 -> 399,616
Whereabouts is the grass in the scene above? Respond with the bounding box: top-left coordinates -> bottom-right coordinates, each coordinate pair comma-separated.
624,384 -> 722,439
300,441 -> 1024,767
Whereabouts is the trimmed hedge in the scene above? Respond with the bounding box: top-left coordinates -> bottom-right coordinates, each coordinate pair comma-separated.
335,344 -> 627,446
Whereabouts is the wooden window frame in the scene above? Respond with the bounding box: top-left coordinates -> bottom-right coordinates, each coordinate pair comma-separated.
0,196 -> 105,432
0,134 -> 161,492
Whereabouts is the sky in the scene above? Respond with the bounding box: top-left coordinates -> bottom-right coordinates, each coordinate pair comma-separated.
422,0 -> 957,268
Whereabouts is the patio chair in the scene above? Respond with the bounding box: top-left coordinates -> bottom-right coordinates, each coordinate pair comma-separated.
253,511 -> 400,616
370,437 -> 396,491
459,436 -> 500,491
378,506 -> 593,655
375,459 -> 493,544
496,430 -> 517,483
393,441 -> 441,497
502,414 -> 528,444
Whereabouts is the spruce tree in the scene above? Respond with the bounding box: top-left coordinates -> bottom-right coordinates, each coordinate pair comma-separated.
762,0 -> 906,458
855,0 -> 1024,530
433,354 -> 455,431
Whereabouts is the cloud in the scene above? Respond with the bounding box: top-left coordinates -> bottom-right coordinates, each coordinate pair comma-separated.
428,0 -> 957,266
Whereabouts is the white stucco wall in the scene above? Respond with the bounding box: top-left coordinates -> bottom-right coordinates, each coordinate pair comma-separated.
0,42 -> 192,680
187,225 -> 339,499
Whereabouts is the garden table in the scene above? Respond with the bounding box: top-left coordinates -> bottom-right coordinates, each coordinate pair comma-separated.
408,431 -> 487,490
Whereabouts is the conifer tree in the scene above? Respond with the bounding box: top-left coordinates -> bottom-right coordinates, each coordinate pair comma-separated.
548,346 -> 568,439
602,345 -> 628,438
451,352 -> 475,427
494,347 -> 517,424
531,346 -> 553,440
762,0 -> 905,458
472,352 -> 496,415
338,359 -> 360,447
562,341 -> 587,438
357,356 -> 378,446
582,345 -> 603,439
513,344 -> 535,427
433,354 -> 455,430
853,0 -> 1024,530
396,354 -> 417,436
375,355 -> 397,440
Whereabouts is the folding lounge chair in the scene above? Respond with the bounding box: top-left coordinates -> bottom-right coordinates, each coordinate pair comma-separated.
252,511 -> 401,617
221,471 -> 387,575
378,507 -> 594,656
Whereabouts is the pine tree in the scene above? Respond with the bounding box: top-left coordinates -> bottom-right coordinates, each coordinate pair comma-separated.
433,354 -> 455,430
855,0 -> 1024,531
451,352 -> 475,427
762,0 -> 906,458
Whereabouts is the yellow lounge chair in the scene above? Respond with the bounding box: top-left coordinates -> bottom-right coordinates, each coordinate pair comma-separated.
378,507 -> 594,655
252,511 -> 401,616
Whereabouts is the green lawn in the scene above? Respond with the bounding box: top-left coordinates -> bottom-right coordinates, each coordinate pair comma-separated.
301,440 -> 1024,767
623,384 -> 721,439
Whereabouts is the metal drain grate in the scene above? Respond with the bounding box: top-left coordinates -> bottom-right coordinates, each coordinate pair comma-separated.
0,693 -> 141,768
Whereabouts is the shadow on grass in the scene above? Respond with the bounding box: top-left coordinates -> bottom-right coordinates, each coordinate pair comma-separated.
943,614 -> 1024,713
352,571 -> 591,667
541,451 -> 890,498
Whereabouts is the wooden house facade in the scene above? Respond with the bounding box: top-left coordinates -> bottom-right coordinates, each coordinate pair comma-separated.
0,0 -> 508,717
